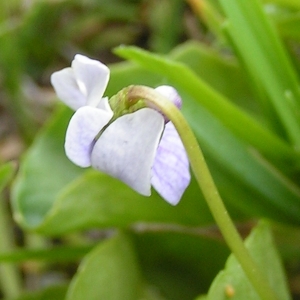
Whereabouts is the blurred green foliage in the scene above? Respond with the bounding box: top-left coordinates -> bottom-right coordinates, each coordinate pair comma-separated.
0,0 -> 300,299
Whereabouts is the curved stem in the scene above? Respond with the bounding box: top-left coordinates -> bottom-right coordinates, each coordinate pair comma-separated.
127,85 -> 277,300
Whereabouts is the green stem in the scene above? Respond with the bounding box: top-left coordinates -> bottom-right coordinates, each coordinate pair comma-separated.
0,245 -> 92,264
127,85 -> 278,300
0,195 -> 22,298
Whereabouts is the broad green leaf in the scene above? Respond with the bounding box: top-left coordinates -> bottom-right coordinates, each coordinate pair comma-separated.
139,285 -> 166,300
12,285 -> 67,300
205,222 -> 291,300
11,106 -> 84,228
66,232 -> 141,300
134,231 -> 229,300
34,170 -> 213,236
271,223 -> 300,262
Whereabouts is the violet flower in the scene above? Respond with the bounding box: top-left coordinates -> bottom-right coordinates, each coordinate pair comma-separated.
51,54 -> 190,205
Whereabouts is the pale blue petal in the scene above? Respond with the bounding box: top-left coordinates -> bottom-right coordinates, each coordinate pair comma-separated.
91,108 -> 164,196
72,54 -> 110,107
155,85 -> 182,109
153,85 -> 182,122
51,68 -> 85,110
151,122 -> 190,205
65,106 -> 113,167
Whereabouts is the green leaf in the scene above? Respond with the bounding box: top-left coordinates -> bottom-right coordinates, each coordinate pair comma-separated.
66,232 -> 141,300
34,170 -> 212,236
276,12 -> 300,41
168,41 -> 258,115
113,45 -> 300,225
0,245 -> 92,264
0,162 -> 23,299
11,285 -> 67,300
262,0 -> 300,9
134,231 -> 229,300
205,222 -> 291,300
11,106 -> 84,228
218,0 -> 300,147
185,96 -> 300,223
0,162 -> 14,191
114,45 -> 297,162
138,285 -> 166,300
107,62 -> 161,97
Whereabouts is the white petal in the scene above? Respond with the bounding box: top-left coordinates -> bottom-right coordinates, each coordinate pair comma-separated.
65,106 -> 113,167
72,54 -> 110,107
91,108 -> 164,195
97,97 -> 110,110
51,68 -> 86,110
151,122 -> 190,205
